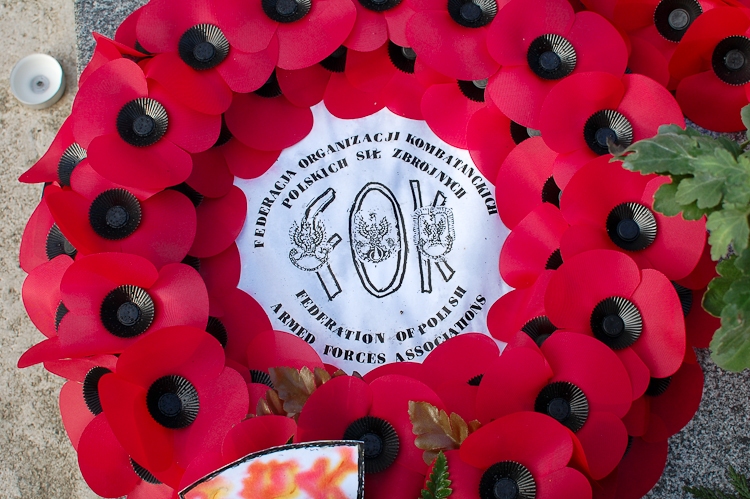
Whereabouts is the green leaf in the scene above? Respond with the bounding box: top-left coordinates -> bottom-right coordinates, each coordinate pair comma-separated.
741,103 -> 750,131
685,466 -> 750,499
735,249 -> 750,273
718,136 -> 742,158
681,201 -> 713,221
675,175 -> 725,209
617,133 -> 705,175
728,465 -> 750,499
652,181 -> 683,216
710,303 -> 750,371
704,257 -> 741,317
706,207 -> 750,260
421,451 -> 453,499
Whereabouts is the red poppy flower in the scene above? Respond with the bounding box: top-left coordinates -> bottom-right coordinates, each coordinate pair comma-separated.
361,360 -> 426,383
20,188 -> 80,273
672,241 -> 720,348
405,0 -> 503,80
670,7 -> 750,131
276,49 -> 385,120
207,288 -> 272,367
45,354 -> 118,383
99,325 -> 248,472
539,72 -> 684,187
345,43 -> 445,119
486,270 -> 556,344
622,356 -> 703,442
225,71 -> 314,151
215,0 -> 356,71
296,374 -> 444,498
136,0 -> 278,115
467,103 -> 530,183
71,59 -> 221,191
476,332 -> 632,479
216,133 -> 282,180
18,253 -> 209,367
21,255 -> 72,341
559,157 -> 706,281
420,333 -> 501,422
485,0 -> 628,128
544,249 -> 686,383
80,34 -> 150,88
494,136 -> 559,230
593,437 -> 668,499
115,5 -> 147,51
344,0 -> 416,51
500,203 -> 569,289
451,411 -> 592,499
187,185 -> 246,259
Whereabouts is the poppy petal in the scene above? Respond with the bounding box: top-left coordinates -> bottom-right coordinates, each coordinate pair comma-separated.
60,381 -> 96,450
216,40 -> 279,94
576,411 -> 629,480
226,93 -> 314,151
87,133 -> 192,192
275,0 -> 358,70
187,149 -> 234,198
78,413 -> 140,497
613,438 -> 668,499
466,105 -> 516,182
384,4 -> 416,46
421,333 -> 500,387
148,263 -> 210,333
344,2 -> 389,52
645,361 -> 703,441
20,117 -> 76,184
566,11 -> 628,75
629,269 -> 686,378
324,72 -> 385,119
495,137 -> 558,229
277,65 -> 331,108
345,44 -> 396,94
537,466 -> 592,499
190,186 -> 247,258
486,270 -> 553,342
421,82 -> 484,149
199,243 -> 242,296
476,347 -> 552,423
618,74 -> 685,141
220,139 -> 281,180
461,411 -> 574,477
406,11 -> 498,80
145,52 -> 233,115
22,256 -> 72,338
223,416 -> 298,462
500,204 -> 568,288
616,347 -> 651,400
296,375 -> 371,442
246,330 -> 324,372
676,71 -> 748,133
213,0 -> 278,53
214,287 -> 273,366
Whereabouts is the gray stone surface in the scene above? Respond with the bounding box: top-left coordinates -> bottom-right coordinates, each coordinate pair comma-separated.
1,0 -> 744,498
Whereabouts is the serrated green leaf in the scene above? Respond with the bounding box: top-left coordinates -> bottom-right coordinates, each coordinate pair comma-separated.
652,181 -> 684,216
703,257 -> 740,317
718,136 -> 742,158
682,201 -> 713,220
735,249 -> 750,273
724,154 -> 750,205
658,124 -> 702,137
618,133 -> 704,175
675,175 -> 725,209
706,207 -> 750,260
710,303 -> 750,371
724,276 -> 750,314
741,103 -> 750,131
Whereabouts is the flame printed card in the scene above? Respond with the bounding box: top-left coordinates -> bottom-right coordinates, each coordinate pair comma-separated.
180,441 -> 364,499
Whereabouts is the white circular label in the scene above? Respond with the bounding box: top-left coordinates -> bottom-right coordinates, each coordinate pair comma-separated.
236,104 -> 511,373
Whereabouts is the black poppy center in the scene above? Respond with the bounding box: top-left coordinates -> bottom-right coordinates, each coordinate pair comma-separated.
263,0 -> 311,22
116,301 -> 141,327
602,314 -> 625,337
388,42 -> 417,74
672,281 -> 693,317
447,0 -> 497,28
58,143 -> 86,187
101,285 -> 155,338
712,36 -> 750,85
179,25 -> 230,70
606,202 -> 657,251
131,459 -> 162,485
654,0 -> 702,42
320,46 -> 348,73
534,381 -> 589,432
590,296 -> 643,349
89,189 -> 142,240
521,316 -> 558,346
479,462 -> 536,499
46,224 -> 77,260
527,34 -> 576,80
206,316 -> 229,348
358,0 -> 401,13
106,205 -> 129,229
255,71 -> 283,98
467,373 -> 484,386
540,176 -> 561,208
146,375 -> 200,429
83,367 -> 112,416
458,79 -> 486,102
646,376 -> 672,396
583,110 -> 633,155
510,121 -> 540,145
343,416 -> 399,473
117,98 -> 168,147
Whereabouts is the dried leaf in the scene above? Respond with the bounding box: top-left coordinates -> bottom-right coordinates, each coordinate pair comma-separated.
409,401 -> 480,465
331,369 -> 348,378
256,388 -> 286,417
313,367 -> 331,387
269,366 -> 318,416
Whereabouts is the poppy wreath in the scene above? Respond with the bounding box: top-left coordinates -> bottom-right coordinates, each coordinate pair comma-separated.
15,0 -> 745,496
